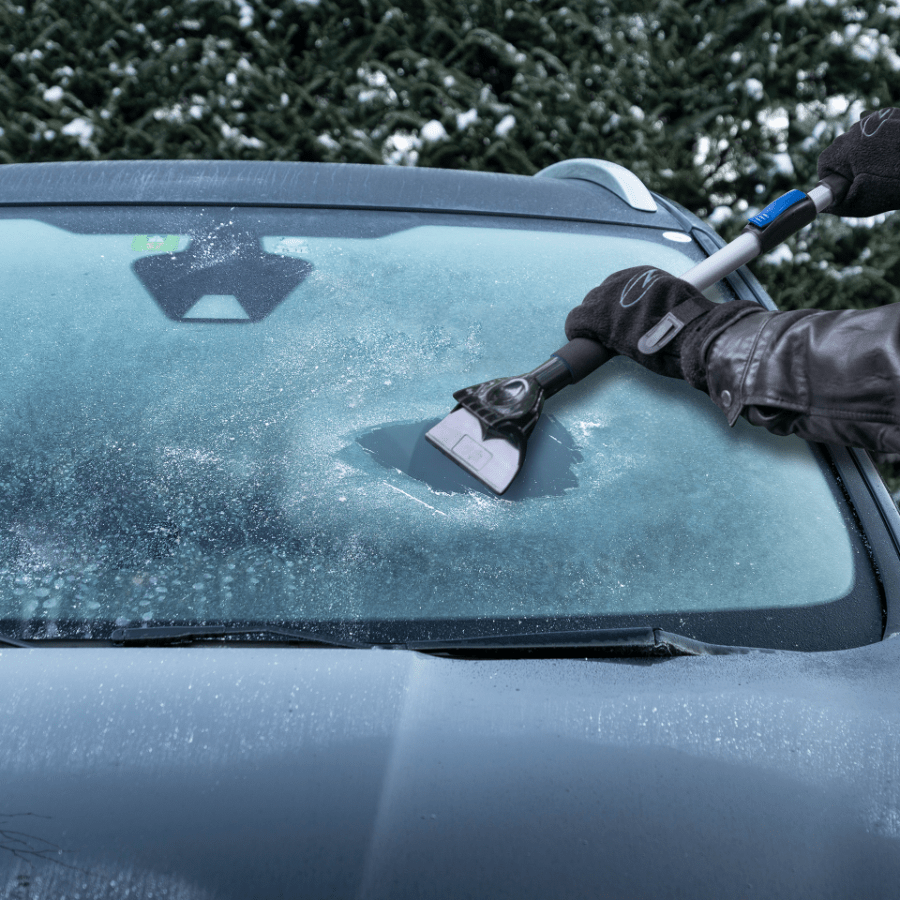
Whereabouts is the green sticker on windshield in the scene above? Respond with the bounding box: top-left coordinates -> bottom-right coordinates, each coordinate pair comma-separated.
131,234 -> 179,253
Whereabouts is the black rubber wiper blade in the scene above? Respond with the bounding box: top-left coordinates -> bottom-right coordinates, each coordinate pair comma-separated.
406,627 -> 767,657
110,625 -> 372,648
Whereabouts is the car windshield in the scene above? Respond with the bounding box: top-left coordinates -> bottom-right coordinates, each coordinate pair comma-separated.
0,206 -> 882,649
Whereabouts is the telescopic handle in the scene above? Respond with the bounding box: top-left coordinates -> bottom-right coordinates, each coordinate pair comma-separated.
545,176 -> 850,385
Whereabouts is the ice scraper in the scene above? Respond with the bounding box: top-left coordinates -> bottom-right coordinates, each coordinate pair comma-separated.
426,178 -> 848,495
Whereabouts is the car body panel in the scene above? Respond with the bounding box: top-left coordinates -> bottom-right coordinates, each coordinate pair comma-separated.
0,160 -> 687,231
3,644 -> 900,898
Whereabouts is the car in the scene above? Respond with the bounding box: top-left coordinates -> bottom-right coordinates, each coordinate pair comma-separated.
1,158 -> 899,899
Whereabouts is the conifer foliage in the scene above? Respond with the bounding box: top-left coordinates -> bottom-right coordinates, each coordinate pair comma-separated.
3,1 -> 897,217
3,0 -> 900,481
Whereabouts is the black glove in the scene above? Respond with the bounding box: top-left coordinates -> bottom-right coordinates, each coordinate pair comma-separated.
817,107 -> 900,217
564,266 -> 762,391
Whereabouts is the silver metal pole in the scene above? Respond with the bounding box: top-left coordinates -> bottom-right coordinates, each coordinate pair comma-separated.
680,232 -> 761,292
680,183 -> 835,293
807,182 -> 836,213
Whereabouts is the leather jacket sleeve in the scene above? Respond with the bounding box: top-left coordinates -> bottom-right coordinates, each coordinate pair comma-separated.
704,304 -> 900,453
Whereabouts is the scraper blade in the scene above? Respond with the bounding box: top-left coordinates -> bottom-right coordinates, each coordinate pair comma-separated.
425,408 -> 523,495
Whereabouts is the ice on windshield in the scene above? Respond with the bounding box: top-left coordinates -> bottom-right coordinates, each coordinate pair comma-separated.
0,216 -> 853,635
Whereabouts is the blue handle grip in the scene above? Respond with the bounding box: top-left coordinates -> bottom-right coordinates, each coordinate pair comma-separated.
744,189 -> 817,253
748,190 -> 808,228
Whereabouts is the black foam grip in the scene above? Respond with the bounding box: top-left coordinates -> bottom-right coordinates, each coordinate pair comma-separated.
551,337 -> 615,383
817,173 -> 851,208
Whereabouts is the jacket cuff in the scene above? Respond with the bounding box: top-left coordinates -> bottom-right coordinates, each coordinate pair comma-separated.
704,311 -> 776,425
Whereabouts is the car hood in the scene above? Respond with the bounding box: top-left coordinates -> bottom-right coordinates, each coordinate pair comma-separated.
2,642 -> 900,899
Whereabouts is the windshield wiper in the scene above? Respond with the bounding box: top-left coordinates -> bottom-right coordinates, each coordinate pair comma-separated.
110,625 -> 373,648
4,625 -> 773,655
405,627 -> 769,658
0,633 -> 32,648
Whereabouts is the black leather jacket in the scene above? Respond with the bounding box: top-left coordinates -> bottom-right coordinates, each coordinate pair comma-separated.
705,305 -> 900,453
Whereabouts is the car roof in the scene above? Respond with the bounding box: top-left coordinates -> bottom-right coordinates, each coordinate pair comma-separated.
0,159 -> 689,229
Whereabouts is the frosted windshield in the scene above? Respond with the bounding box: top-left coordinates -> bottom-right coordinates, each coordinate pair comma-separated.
0,214 -> 853,636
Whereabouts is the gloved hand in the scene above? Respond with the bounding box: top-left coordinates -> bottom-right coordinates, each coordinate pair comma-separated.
817,107 -> 900,217
564,266 -> 764,391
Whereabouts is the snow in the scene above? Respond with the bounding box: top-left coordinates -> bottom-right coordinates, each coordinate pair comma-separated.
360,69 -> 389,88
764,244 -> 794,265
494,114 -> 516,137
420,119 -> 447,142
42,85 -> 63,103
693,135 -> 711,167
316,133 -> 340,151
219,123 -> 264,148
357,67 -> 398,105
234,0 -> 254,28
771,152 -> 795,176
61,117 -> 94,148
456,108 -> 478,130
825,21 -> 900,69
745,78 -> 764,101
154,106 -> 183,123
826,264 -> 864,280
383,132 -> 421,165
851,29 -> 900,69
759,108 -> 789,133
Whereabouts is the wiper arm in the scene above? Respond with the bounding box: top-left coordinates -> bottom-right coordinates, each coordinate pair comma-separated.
0,633 -> 32,648
110,625 -> 372,648
405,627 -> 768,658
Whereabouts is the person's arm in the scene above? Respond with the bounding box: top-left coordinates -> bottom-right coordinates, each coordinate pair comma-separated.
705,305 -> 900,453
564,107 -> 900,453
704,105 -> 900,451
565,268 -> 900,454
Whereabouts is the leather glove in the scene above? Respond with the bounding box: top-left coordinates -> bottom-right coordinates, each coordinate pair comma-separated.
817,107 -> 900,217
564,266 -> 762,392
